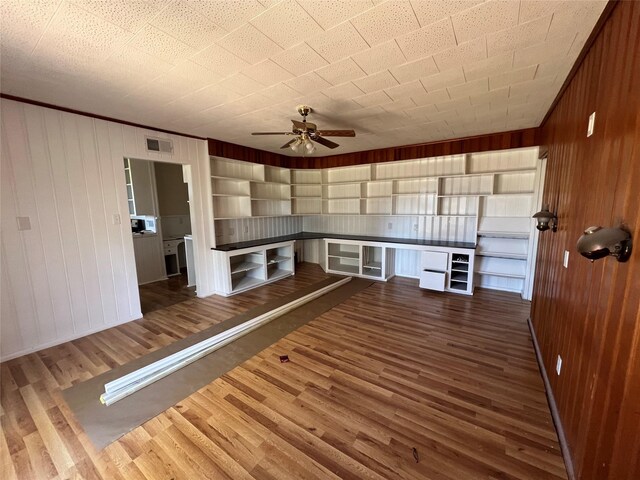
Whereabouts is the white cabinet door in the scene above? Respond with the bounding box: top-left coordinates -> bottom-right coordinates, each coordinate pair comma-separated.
133,235 -> 165,285
420,251 -> 448,271
419,271 -> 446,291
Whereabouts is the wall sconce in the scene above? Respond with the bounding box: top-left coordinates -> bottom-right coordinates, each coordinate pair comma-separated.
576,226 -> 632,262
532,206 -> 558,232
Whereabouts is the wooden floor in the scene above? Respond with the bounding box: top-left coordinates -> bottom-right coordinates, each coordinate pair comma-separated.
1,263 -> 566,480
138,270 -> 196,314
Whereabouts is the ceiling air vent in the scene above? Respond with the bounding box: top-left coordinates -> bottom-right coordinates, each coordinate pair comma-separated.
146,136 -> 173,154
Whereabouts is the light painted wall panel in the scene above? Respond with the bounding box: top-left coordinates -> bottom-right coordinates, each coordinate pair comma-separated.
303,214 -> 476,243
214,216 -> 302,245
43,107 -> 91,337
0,99 -> 212,361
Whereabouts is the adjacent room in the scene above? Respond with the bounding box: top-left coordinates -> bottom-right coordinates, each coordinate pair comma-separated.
1,1 -> 638,479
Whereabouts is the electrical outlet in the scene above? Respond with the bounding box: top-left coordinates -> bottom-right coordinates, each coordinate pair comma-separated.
228,227 -> 234,236
563,250 -> 569,268
112,214 -> 121,225
556,355 -> 563,375
387,222 -> 393,230
587,112 -> 596,137
413,223 -> 418,232
244,225 -> 249,233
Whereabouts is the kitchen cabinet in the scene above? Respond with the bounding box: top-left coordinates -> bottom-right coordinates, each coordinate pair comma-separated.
128,158 -> 157,216
133,234 -> 165,285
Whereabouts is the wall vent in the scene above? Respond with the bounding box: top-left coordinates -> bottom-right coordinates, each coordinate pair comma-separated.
146,136 -> 173,154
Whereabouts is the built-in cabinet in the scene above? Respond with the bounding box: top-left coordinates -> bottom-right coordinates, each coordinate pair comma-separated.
212,241 -> 295,296
325,239 -> 396,281
127,158 -> 157,216
210,147 -> 541,299
133,234 -> 165,285
324,238 -> 474,295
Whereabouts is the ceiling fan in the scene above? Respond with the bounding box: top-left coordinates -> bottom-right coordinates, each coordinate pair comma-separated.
251,105 -> 355,154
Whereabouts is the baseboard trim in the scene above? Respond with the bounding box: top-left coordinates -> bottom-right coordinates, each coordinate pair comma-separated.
527,318 -> 575,480
0,313 -> 142,363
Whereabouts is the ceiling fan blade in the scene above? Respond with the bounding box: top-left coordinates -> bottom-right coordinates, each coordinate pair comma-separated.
316,129 -> 356,137
280,139 -> 297,149
291,119 -> 317,131
251,132 -> 292,135
291,119 -> 306,130
311,136 -> 340,149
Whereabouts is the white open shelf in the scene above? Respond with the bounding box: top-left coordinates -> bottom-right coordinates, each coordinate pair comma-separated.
213,241 -> 295,296
291,169 -> 322,185
210,147 -> 542,299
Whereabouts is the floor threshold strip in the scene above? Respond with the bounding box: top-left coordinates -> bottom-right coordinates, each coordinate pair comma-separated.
99,276 -> 352,406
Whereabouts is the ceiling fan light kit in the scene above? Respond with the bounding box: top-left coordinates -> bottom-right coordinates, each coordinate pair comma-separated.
252,105 -> 355,154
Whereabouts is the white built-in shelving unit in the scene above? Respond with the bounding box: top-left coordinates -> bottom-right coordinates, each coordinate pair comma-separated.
325,239 -> 396,281
324,238 -> 475,295
210,147 -> 542,299
210,158 -> 291,219
212,240 -> 295,296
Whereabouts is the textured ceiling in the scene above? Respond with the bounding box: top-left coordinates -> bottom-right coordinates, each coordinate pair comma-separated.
0,0 -> 606,156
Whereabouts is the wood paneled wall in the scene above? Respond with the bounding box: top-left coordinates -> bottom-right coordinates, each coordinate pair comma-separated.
288,128 -> 539,169
0,99 -> 214,361
207,129 -> 539,169
207,138 -> 288,166
530,2 -> 640,479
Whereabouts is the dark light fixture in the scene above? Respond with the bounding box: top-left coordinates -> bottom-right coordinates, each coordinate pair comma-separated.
532,206 -> 558,232
576,226 -> 632,262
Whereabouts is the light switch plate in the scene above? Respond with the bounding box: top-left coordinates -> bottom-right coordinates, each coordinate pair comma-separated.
587,112 -> 596,137
16,216 -> 31,231
563,250 -> 570,268
112,214 -> 121,225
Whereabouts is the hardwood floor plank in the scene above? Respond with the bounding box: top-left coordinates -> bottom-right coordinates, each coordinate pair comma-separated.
0,421 -> 18,480
1,264 -> 566,479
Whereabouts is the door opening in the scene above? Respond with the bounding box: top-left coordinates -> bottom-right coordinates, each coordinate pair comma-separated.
125,157 -> 196,314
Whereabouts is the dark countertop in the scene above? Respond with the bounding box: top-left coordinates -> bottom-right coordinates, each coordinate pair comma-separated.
212,232 -> 476,252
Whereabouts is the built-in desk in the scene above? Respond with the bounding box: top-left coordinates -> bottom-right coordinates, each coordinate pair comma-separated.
212,232 -> 474,251
212,232 -> 476,296
163,237 -> 185,277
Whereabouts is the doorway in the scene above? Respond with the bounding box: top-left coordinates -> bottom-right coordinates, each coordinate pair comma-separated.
125,157 -> 197,314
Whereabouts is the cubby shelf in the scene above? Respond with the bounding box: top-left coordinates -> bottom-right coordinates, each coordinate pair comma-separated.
213,241 -> 295,296
477,251 -> 528,260
476,270 -> 526,279
230,261 -> 262,274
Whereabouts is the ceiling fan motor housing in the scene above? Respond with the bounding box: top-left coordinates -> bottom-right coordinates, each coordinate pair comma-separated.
296,105 -> 312,117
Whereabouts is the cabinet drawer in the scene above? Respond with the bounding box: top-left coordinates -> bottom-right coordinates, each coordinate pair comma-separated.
164,247 -> 176,255
419,270 -> 446,291
420,251 -> 448,271
164,240 -> 181,248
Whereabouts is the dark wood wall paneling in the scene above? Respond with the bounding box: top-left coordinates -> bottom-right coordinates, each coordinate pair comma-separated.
531,1 -> 640,479
207,138 -> 289,166
208,128 -> 539,168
